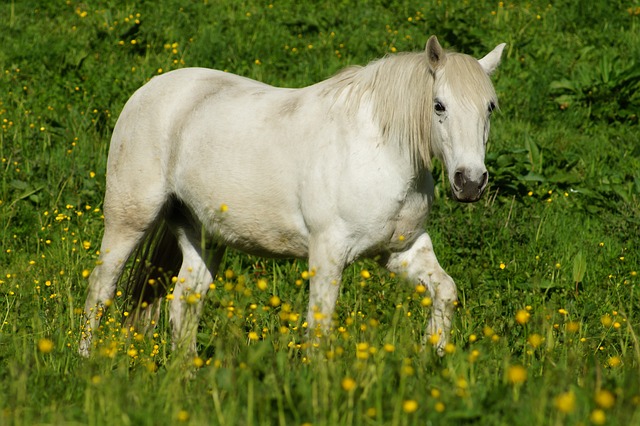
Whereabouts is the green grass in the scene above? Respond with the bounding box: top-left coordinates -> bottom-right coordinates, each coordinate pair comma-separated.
1,0 -> 640,425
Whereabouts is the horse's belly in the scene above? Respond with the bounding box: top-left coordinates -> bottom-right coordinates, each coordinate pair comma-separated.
198,204 -> 310,259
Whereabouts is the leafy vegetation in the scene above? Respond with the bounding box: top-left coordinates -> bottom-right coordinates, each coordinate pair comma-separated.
1,1 -> 639,425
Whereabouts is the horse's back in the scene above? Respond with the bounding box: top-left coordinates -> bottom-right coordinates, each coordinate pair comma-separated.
106,68 -> 316,255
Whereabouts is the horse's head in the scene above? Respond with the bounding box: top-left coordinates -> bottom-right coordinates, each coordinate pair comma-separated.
426,36 -> 505,203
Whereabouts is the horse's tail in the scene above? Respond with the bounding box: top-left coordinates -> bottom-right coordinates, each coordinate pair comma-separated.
123,219 -> 182,333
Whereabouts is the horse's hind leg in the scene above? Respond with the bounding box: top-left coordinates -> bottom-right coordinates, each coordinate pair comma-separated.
169,224 -> 225,356
384,232 -> 457,356
79,198 -> 163,357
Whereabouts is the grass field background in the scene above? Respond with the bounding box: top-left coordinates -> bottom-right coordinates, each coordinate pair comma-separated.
1,1 -> 640,425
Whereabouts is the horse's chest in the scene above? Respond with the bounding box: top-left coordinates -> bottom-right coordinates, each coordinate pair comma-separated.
377,186 -> 432,252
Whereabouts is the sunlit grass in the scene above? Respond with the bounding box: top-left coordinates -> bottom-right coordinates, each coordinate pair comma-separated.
1,0 -> 639,425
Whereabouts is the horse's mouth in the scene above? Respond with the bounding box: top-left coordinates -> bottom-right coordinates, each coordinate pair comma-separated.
451,187 -> 485,203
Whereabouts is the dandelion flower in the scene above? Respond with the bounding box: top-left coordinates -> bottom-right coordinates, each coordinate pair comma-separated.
444,343 -> 455,354
590,409 -> 606,425
565,321 -> 580,333
554,391 -> 576,414
176,410 -> 190,422
507,365 -> 528,385
595,390 -> 616,409
341,377 -> 356,392
601,314 -> 613,327
528,333 -> 544,348
483,325 -> 494,337
257,279 -> 268,291
515,309 -> 530,325
37,338 -> 54,353
402,399 -> 418,413
269,295 -> 281,307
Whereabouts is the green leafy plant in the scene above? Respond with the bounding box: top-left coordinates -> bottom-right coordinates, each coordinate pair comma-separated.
550,48 -> 640,124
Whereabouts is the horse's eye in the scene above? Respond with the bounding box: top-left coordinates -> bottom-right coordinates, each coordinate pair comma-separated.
434,101 -> 446,114
488,101 -> 496,114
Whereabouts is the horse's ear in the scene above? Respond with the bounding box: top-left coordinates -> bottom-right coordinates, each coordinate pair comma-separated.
478,43 -> 507,75
426,36 -> 445,72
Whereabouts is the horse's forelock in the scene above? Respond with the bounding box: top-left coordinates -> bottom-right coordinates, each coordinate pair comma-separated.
439,52 -> 498,110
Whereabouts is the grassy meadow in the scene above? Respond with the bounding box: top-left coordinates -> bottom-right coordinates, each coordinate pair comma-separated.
1,0 -> 640,424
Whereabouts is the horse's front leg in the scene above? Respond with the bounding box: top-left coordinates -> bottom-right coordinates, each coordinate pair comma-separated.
305,235 -> 347,339
384,232 -> 457,356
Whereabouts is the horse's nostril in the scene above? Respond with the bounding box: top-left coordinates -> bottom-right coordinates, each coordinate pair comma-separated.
480,171 -> 489,190
454,170 -> 466,190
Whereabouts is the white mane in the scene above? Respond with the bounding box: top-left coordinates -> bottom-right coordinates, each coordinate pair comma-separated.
322,50 -> 497,171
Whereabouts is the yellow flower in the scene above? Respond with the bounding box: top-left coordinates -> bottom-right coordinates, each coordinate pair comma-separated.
176,410 -> 190,422
37,338 -> 54,353
590,409 -> 606,425
527,333 -> 544,348
507,365 -> 528,385
607,356 -> 622,367
402,399 -> 418,413
360,269 -> 371,279
444,343 -> 456,354
269,295 -> 281,307
595,389 -> 616,409
563,321 -> 579,333
554,391 -> 576,414
434,401 -> 445,412
193,357 -> 204,368
601,314 -> 613,327
515,309 -> 530,325
248,331 -> 259,341
468,349 -> 480,363
341,377 -> 356,392
256,279 -> 268,291
427,333 -> 440,346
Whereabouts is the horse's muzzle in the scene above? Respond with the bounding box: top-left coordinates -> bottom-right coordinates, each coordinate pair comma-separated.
451,168 -> 488,202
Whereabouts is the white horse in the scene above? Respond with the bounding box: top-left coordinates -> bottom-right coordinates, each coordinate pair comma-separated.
79,36 -> 505,357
